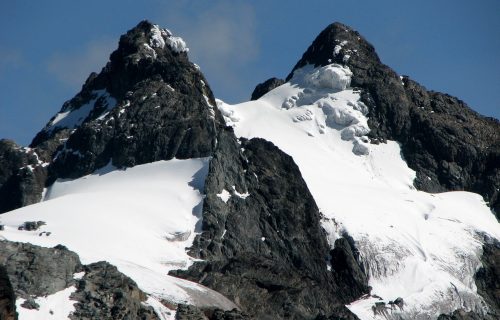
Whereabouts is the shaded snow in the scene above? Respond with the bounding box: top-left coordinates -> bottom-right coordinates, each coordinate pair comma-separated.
216,186 -> 249,204
217,64 -> 500,319
150,25 -> 166,49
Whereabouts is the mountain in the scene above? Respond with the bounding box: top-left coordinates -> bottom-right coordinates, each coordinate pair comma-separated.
0,20 -> 498,320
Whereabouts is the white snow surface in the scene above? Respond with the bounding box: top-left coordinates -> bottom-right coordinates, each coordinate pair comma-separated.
0,158 -> 237,314
47,90 -> 116,131
166,36 -> 189,53
216,64 -> 500,319
16,286 -> 77,320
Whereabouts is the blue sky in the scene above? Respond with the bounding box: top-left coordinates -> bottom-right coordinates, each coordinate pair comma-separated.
1,0 -> 499,145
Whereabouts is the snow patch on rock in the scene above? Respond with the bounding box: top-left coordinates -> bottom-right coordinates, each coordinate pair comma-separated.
47,90 -> 116,132
16,286 -> 77,320
144,296 -> 176,320
232,185 -> 250,199
149,25 -> 189,53
217,189 -> 231,203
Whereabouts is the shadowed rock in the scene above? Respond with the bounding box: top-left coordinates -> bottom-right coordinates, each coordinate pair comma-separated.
0,265 -> 17,320
250,77 -> 285,100
0,241 -> 82,298
0,140 -> 46,214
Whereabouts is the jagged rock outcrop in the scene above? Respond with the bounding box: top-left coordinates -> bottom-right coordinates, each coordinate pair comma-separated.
0,241 -> 81,298
70,261 -> 158,320
437,309 -> 488,320
0,265 -> 17,320
474,237 -> 500,318
172,129 -> 367,319
0,140 -> 46,214
287,22 -> 500,216
250,77 -> 285,100
175,304 -> 250,320
0,241 -> 159,319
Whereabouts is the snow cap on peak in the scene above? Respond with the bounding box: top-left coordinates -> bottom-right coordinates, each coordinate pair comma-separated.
149,24 -> 189,53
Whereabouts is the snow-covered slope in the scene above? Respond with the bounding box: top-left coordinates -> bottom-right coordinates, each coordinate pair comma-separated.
0,158 -> 237,319
217,64 -> 500,319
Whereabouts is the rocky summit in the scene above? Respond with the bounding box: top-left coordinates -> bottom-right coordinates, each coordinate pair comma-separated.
0,20 -> 498,320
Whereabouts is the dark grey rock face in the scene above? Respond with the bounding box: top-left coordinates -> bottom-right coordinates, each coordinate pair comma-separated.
250,78 -> 285,100
70,261 -> 158,320
0,241 -> 82,298
0,265 -> 17,320
0,140 -> 47,214
287,22 -> 500,217
176,304 -> 208,320
172,129 -> 366,319
330,238 -> 367,295
473,237 -> 500,318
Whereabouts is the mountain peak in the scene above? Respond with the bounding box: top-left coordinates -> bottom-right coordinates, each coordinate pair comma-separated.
287,22 -> 380,81
28,21 -> 220,182
115,20 -> 189,59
